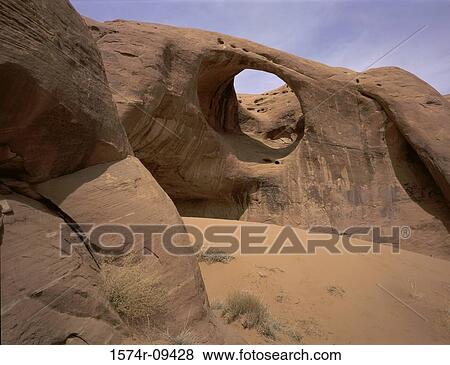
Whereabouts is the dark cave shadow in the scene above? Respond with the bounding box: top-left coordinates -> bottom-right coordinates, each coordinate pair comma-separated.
386,122 -> 450,234
174,197 -> 248,221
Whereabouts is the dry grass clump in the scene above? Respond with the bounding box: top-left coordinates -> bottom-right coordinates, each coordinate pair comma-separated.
220,291 -> 303,342
163,328 -> 199,345
221,291 -> 277,339
210,299 -> 224,310
102,260 -> 167,325
197,250 -> 235,264
326,285 -> 346,298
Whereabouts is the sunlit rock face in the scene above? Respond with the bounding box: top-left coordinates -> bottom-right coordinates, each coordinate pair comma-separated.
87,18 -> 450,258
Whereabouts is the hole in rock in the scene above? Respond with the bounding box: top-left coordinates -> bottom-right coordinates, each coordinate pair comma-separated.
234,70 -> 304,149
197,65 -> 304,156
234,70 -> 284,94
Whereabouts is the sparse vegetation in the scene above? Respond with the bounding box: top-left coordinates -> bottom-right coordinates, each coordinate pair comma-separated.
102,260 -> 167,325
327,285 -> 345,298
409,281 -> 424,300
196,250 -> 235,264
281,326 -> 303,343
210,299 -> 224,310
163,328 -> 198,345
221,291 -> 277,339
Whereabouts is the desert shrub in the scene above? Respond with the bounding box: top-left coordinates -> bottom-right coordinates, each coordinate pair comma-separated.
281,326 -> 303,343
164,328 -> 198,345
257,319 -> 279,340
210,299 -> 224,310
222,291 -> 267,324
222,291 -> 277,338
197,250 -> 235,264
102,262 -> 167,325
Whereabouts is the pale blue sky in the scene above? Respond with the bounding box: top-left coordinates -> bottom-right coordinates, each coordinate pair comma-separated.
71,0 -> 450,94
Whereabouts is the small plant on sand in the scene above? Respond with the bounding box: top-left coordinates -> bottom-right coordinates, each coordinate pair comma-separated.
102,259 -> 167,325
196,250 -> 235,264
281,326 -> 303,343
163,328 -> 198,345
221,291 -> 277,339
210,299 -> 224,310
326,285 -> 345,298
408,281 -> 424,300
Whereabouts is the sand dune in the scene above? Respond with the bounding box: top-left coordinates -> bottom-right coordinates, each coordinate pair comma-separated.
185,217 -> 450,344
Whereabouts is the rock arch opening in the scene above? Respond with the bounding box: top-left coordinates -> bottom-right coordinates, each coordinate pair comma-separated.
235,70 -> 303,149
234,69 -> 284,94
196,52 -> 304,154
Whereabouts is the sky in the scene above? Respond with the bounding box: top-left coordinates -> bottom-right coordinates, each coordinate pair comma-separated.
71,0 -> 450,94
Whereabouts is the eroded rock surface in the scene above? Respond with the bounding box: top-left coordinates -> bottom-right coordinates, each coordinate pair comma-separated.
87,19 -> 450,258
0,191 -> 126,344
0,0 -> 132,183
35,157 -> 208,328
36,156 -> 232,343
1,1 -> 228,344
238,84 -> 303,149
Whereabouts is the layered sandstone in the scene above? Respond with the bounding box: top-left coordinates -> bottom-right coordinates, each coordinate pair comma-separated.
0,1 -> 228,344
87,19 -> 450,258
0,0 -> 132,183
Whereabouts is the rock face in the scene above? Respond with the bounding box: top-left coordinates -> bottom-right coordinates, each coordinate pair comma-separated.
87,19 -> 450,258
36,156 -> 223,341
0,0 -> 131,345
1,1 -> 228,344
1,0 -> 449,344
0,0 -> 132,183
238,84 -> 303,149
0,190 -> 126,344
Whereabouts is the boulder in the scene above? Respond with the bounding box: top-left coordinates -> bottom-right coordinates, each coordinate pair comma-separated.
0,191 -> 126,344
36,156 -> 231,343
1,1 -> 230,344
0,0 -> 132,183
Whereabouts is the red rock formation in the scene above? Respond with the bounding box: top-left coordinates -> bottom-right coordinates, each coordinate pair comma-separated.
1,1 -> 229,344
0,191 -> 127,344
0,0 -> 132,183
87,19 -> 450,259
1,0 -> 449,345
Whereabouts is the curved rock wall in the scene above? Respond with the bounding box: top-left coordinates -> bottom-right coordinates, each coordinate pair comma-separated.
0,0 -> 132,183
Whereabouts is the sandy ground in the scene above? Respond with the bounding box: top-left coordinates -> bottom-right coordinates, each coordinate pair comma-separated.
184,217 -> 450,344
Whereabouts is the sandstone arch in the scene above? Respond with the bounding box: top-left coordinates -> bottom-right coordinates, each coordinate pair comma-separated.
87,19 -> 450,258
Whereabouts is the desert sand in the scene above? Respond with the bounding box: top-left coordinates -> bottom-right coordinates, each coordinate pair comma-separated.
186,217 -> 450,344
